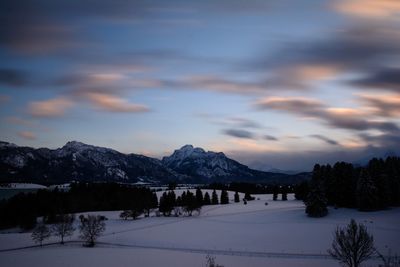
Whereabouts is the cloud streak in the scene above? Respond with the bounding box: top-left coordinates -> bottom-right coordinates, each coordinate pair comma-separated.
222,129 -> 255,139
85,92 -> 150,113
28,97 -> 74,118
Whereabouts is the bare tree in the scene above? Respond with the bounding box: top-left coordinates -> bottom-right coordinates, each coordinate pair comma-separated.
328,219 -> 375,267
206,255 -> 224,267
79,215 -> 106,247
52,214 -> 75,244
31,224 -> 51,247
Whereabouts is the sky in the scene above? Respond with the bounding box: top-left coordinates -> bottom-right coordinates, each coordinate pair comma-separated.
1,0 -> 400,171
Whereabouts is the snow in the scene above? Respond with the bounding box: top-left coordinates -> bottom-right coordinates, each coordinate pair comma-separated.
0,194 -> 399,267
0,183 -> 47,189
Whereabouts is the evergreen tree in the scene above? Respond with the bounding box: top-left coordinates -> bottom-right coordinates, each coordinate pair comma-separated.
281,186 -> 288,201
234,191 -> 240,203
183,191 -> 201,216
244,192 -> 255,201
305,181 -> 328,217
272,186 -> 279,201
220,189 -> 229,204
212,190 -> 219,205
196,188 -> 204,205
294,181 -> 309,200
159,192 -> 173,216
203,192 -> 211,205
356,169 -> 380,211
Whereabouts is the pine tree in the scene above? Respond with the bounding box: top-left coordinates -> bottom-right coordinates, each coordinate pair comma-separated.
220,189 -> 229,204
281,186 -> 288,201
196,188 -> 204,205
272,186 -> 279,201
203,192 -> 211,205
234,192 -> 240,203
305,181 -> 328,217
212,190 -> 219,205
356,169 -> 379,211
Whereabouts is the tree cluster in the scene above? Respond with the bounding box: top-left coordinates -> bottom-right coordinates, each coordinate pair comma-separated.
302,157 -> 400,217
0,183 -> 159,230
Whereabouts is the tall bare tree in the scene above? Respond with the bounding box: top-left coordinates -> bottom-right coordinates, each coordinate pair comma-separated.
31,224 -> 51,247
328,219 -> 375,267
52,214 -> 75,244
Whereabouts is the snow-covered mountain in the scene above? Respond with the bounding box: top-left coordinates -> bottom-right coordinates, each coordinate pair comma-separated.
0,141 -> 182,184
0,141 -> 308,184
162,145 -> 255,179
162,145 -> 308,183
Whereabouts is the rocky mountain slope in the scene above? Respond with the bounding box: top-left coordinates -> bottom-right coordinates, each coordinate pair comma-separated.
0,141 -> 309,184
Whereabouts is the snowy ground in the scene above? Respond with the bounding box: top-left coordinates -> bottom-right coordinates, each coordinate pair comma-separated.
1,192 -> 399,267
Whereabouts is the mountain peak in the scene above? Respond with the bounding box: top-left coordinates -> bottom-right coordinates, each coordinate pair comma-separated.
63,141 -> 92,150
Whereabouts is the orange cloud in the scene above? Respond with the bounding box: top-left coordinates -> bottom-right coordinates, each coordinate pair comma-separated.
29,97 -> 74,117
18,131 -> 36,140
357,93 -> 400,117
85,92 -> 150,113
334,0 -> 400,19
291,64 -> 340,81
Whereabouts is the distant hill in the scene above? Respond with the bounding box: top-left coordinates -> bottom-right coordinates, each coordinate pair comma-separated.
0,141 -> 310,185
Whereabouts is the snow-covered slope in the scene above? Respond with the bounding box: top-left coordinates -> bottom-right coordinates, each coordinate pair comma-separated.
0,141 -> 181,184
162,145 -> 300,183
0,141 -> 308,184
0,194 -> 398,267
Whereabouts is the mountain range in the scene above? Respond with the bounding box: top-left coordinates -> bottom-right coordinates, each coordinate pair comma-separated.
0,141 -> 309,185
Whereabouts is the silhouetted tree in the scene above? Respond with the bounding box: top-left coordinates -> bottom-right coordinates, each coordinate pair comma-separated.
328,219 -> 375,267
305,181 -> 328,217
220,189 -> 229,204
196,188 -> 203,205
234,192 -> 240,203
356,169 -> 379,211
212,190 -> 219,205
79,215 -> 106,247
203,192 -> 211,205
31,224 -> 51,246
281,186 -> 288,201
52,214 -> 75,244
244,192 -> 255,201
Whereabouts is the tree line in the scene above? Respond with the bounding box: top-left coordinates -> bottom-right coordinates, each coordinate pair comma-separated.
0,183 -> 158,229
297,157 -> 400,217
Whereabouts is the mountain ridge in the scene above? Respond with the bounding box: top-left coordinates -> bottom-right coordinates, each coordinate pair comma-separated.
0,141 -> 309,184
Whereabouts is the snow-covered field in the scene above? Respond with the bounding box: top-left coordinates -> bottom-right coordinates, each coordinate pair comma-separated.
1,193 -> 399,267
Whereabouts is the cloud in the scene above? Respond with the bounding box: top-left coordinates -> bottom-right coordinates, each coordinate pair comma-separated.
0,69 -> 28,87
309,134 -> 339,145
28,97 -> 74,118
5,116 -> 34,126
177,75 -> 268,95
351,68 -> 400,93
222,129 -> 255,139
357,93 -> 400,117
255,96 -> 400,133
85,92 -> 150,113
255,97 -> 324,117
334,0 -> 400,19
17,131 -> 36,140
264,134 -> 278,141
